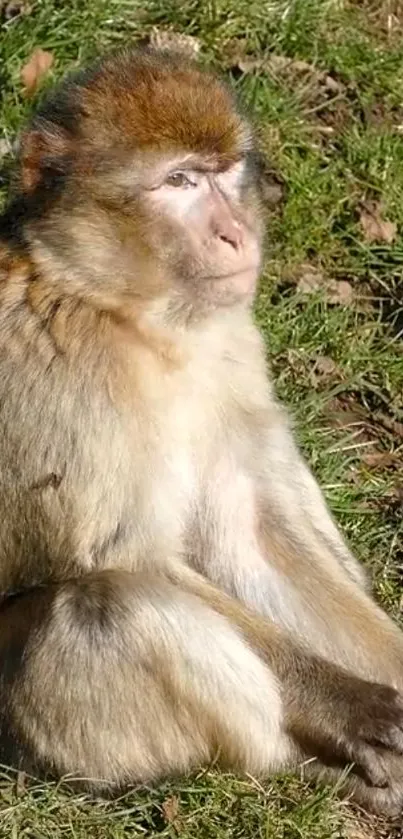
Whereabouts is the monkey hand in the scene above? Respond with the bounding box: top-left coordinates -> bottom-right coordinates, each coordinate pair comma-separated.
285,655 -> 403,790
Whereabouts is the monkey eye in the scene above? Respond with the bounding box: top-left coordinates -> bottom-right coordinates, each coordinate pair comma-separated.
165,171 -> 197,188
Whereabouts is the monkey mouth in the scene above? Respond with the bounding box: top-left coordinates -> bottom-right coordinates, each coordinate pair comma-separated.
202,266 -> 260,282
202,267 -> 259,293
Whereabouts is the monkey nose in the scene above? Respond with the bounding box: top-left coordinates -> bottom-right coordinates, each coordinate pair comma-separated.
213,217 -> 243,251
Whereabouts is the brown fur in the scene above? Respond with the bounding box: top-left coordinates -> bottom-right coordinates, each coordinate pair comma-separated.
0,47 -> 403,816
80,51 -> 248,158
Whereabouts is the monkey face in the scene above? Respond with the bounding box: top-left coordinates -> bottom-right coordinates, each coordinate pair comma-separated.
93,149 -> 265,313
139,154 -> 263,307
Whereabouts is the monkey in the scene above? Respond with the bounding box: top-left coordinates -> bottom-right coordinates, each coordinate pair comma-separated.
0,46 -> 402,816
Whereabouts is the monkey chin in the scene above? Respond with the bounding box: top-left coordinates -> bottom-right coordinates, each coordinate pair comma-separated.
202,267 -> 260,308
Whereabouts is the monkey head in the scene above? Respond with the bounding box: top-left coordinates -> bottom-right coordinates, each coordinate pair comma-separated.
13,49 -> 265,320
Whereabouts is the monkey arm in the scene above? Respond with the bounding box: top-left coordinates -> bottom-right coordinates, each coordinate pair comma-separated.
256,410 -> 366,585
160,559 -> 403,794
247,415 -> 403,688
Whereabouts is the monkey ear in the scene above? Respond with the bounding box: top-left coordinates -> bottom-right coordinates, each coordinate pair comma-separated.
19,125 -> 72,193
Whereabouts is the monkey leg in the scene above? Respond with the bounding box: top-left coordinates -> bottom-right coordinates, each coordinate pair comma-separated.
2,567 -> 403,814
0,569 -> 292,785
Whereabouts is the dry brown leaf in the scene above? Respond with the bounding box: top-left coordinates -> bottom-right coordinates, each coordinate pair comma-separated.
222,42 -> 291,75
255,156 -> 285,208
359,200 -> 397,244
296,269 -> 325,293
323,396 -> 372,440
222,39 -> 257,71
373,411 -> 403,440
296,269 -> 354,305
361,451 -> 401,470
324,74 -> 341,93
20,48 -> 54,98
269,57 -> 343,93
1,0 -> 32,18
309,355 -> 341,389
345,828 -> 375,839
382,485 -> 403,508
326,279 -> 354,305
162,795 -> 179,824
285,349 -> 307,378
313,355 -> 339,378
16,770 -> 26,796
289,58 -> 312,74
148,28 -> 200,58
364,484 -> 403,518
222,43 -> 343,95
237,56 -> 264,73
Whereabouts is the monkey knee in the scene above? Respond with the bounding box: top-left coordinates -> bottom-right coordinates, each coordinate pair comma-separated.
1,572 -> 293,781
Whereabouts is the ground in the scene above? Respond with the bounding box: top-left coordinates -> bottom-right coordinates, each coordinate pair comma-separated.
0,0 -> 402,836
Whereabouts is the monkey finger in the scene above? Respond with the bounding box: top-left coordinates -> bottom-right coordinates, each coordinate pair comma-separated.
394,694 -> 403,717
352,744 -> 391,788
367,724 -> 403,755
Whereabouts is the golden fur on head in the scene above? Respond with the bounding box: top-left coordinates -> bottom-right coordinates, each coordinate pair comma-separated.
8,47 -> 262,326
18,48 -> 251,194
80,50 -> 251,161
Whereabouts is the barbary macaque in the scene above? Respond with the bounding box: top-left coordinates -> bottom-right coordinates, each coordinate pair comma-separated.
0,47 -> 403,815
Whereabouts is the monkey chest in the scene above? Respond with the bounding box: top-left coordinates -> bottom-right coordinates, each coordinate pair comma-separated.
61,397 -> 201,571
0,368 -> 257,588
85,415 -> 253,572
120,432 -> 260,570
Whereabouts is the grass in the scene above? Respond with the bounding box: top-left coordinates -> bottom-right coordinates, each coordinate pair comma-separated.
0,0 -> 403,835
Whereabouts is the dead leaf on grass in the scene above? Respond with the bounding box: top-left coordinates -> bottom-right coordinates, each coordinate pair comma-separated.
20,48 -> 54,98
285,349 -> 308,379
254,155 -> 285,208
373,411 -> 403,441
296,267 -> 354,305
309,356 -> 341,389
379,484 -> 403,511
0,0 -> 32,18
296,268 -> 325,294
16,770 -> 26,796
323,395 -> 403,452
359,200 -> 397,244
236,56 -> 265,74
222,42 -> 343,94
148,28 -> 201,58
312,355 -> 340,379
162,795 -> 182,834
345,826 -> 375,839
323,396 -> 373,441
326,279 -> 355,304
161,795 -> 181,830
361,451 -> 402,470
